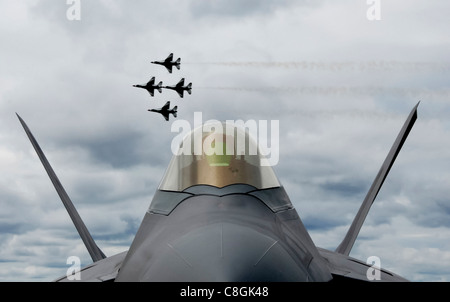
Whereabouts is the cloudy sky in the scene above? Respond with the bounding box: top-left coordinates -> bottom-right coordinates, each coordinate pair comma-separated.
0,0 -> 449,282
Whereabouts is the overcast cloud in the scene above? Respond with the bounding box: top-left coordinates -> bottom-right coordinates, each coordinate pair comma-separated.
0,0 -> 449,281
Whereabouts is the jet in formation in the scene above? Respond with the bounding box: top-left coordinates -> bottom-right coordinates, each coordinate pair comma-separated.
151,53 -> 181,74
147,101 -> 178,121
133,77 -> 163,97
16,102 -> 419,282
163,78 -> 192,98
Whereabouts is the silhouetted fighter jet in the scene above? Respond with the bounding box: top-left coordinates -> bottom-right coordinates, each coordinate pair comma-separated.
133,77 -> 163,97
148,101 -> 177,121
151,53 -> 181,73
163,78 -> 192,98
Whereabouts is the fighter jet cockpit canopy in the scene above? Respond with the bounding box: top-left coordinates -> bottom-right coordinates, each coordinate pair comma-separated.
159,122 -> 280,192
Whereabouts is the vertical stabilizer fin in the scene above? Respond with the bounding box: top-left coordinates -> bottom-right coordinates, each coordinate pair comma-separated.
16,113 -> 106,262
335,102 -> 419,256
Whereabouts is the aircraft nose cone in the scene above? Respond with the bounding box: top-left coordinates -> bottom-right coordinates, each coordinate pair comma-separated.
139,222 -> 312,282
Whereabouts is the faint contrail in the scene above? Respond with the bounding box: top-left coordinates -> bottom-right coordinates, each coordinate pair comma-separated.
197,86 -> 450,99
282,109 -> 401,121
185,61 -> 450,72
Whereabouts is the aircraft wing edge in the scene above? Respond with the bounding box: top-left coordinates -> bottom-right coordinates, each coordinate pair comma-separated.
334,102 -> 419,256
16,113 -> 106,262
318,248 -> 408,282
54,251 -> 128,282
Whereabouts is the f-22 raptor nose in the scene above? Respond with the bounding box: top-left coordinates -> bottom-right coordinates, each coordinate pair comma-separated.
115,193 -> 332,282
140,222 -> 310,281
115,122 -> 332,282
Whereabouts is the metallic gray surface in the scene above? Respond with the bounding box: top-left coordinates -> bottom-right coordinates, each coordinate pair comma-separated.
319,248 -> 408,282
116,192 -> 332,282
